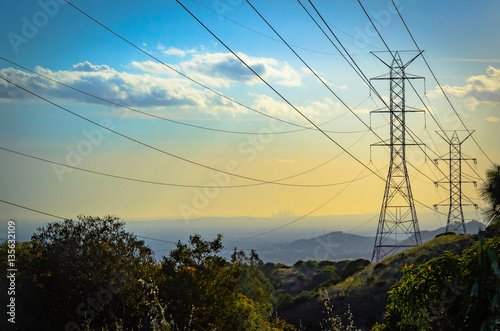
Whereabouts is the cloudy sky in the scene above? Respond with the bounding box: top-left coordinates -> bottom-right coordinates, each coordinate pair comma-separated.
0,0 -> 499,230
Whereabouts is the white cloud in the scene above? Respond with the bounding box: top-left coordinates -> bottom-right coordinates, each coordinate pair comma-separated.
164,47 -> 187,57
131,51 -> 302,88
0,50 -> 307,117
429,66 -> 500,109
251,94 -> 341,121
179,52 -> 303,88
162,46 -> 197,57
486,116 -> 500,122
0,63 -> 244,116
130,60 -> 180,76
71,61 -> 113,73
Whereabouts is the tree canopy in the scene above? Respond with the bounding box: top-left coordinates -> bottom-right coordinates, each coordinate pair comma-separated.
0,215 -> 156,330
480,164 -> 500,225
1,218 -> 294,330
158,235 -> 291,330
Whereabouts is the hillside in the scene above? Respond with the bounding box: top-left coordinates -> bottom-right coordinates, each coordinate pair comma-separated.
270,232 -> 478,330
258,232 -> 375,264
256,221 -> 483,264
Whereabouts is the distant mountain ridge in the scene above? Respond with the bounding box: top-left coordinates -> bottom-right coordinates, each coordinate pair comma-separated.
256,220 -> 485,264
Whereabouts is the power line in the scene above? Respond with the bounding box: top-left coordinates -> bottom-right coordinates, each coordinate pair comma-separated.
62,0 -> 323,132
181,0 -> 460,233
0,142 -> 375,188
230,160 -> 447,246
213,214 -> 379,253
63,0 -> 396,144
64,0 -> 436,195
356,0 -> 484,168
2,75 -> 355,187
389,0 -> 494,167
176,0 -> 448,218
246,0 -> 380,142
301,0 -> 448,257
351,1 -> 444,138
304,0 -> 440,162
302,0 -> 381,100
55,0 -> 445,231
328,0 -> 458,187
228,167 -> 368,243
188,0 -> 339,56
353,2 -> 483,240
0,56 -> 376,136
0,199 -> 177,245
299,0 -> 448,185
134,235 -> 177,245
353,0 -> 485,192
189,0 -> 382,54
249,0 -> 435,186
176,0 -> 388,184
0,199 -> 67,220
248,0 -> 450,192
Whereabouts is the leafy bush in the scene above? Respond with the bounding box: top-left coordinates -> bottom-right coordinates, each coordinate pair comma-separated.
375,234 -> 500,330
158,234 -> 292,330
275,293 -> 294,311
311,266 -> 340,289
340,259 -> 370,279
0,215 -> 156,330
293,290 -> 312,304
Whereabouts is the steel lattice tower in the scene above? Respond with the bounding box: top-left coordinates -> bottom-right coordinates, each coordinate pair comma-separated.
370,51 -> 424,262
434,130 -> 477,234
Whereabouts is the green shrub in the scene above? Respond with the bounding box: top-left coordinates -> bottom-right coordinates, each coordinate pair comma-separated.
375,235 -> 500,330
293,290 -> 312,304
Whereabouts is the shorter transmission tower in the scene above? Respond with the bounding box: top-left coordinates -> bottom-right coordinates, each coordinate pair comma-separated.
434,130 -> 478,234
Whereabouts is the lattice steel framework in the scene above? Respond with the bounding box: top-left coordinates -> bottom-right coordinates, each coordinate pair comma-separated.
434,130 -> 477,234
370,51 -> 424,262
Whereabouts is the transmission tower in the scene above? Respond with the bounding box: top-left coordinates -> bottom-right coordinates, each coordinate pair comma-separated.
434,130 -> 477,234
370,51 -> 424,262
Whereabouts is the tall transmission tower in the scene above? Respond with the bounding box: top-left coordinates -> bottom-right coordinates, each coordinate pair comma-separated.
434,130 -> 477,234
370,51 -> 424,262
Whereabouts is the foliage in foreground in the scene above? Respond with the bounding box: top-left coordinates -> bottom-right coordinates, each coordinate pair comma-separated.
374,233 -> 500,330
0,216 -> 293,330
1,215 -> 156,330
480,164 -> 500,225
158,234 -> 288,330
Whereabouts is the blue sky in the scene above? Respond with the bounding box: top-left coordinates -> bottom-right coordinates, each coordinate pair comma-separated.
0,0 -> 499,230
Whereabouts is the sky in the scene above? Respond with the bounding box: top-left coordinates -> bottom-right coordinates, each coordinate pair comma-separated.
0,0 -> 499,232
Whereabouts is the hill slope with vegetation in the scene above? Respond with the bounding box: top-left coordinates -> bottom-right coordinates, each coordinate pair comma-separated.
273,233 -> 478,330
